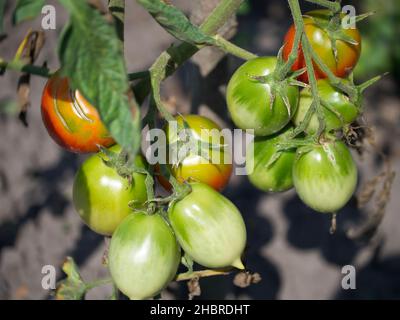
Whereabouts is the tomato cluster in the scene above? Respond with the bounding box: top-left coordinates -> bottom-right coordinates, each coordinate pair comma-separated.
41,6 -> 369,300
227,9 -> 362,215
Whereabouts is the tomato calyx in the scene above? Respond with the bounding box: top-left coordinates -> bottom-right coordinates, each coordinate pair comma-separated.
250,59 -> 306,117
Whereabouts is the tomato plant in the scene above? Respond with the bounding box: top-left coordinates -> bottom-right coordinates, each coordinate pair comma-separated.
168,183 -> 246,269
226,57 -> 299,136
293,79 -> 359,134
246,126 -> 296,192
3,0 -> 385,301
293,139 -> 358,213
41,75 -> 115,153
109,212 -> 180,300
73,145 -> 148,236
158,114 -> 232,192
283,9 -> 362,83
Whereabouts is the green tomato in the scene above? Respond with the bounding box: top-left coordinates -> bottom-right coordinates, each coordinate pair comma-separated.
246,126 -> 296,192
73,145 -> 147,236
293,139 -> 357,213
109,212 -> 180,300
168,183 -> 246,269
293,79 -> 359,134
226,56 -> 299,136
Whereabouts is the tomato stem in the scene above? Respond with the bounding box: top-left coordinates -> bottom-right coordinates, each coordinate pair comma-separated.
0,59 -> 51,78
175,268 -> 232,282
213,35 -> 258,61
304,0 -> 341,12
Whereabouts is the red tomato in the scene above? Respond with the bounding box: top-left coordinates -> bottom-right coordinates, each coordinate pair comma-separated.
41,75 -> 115,153
283,10 -> 361,83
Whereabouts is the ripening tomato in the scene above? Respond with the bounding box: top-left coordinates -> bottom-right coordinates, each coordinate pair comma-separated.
226,57 -> 299,136
73,145 -> 147,236
293,139 -> 357,213
246,126 -> 296,192
168,183 -> 247,269
157,114 -> 232,192
283,10 -> 362,83
109,212 -> 180,300
293,79 -> 359,134
41,75 -> 115,153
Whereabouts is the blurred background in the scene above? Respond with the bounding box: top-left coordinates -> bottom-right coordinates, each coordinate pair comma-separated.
0,0 -> 399,299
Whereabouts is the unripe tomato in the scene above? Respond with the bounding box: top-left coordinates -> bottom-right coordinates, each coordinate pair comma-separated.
283,10 -> 362,83
226,57 -> 299,136
246,126 -> 296,192
293,79 -> 359,134
73,145 -> 147,236
158,114 -> 232,192
41,75 -> 115,153
293,139 -> 357,213
109,212 -> 180,300
168,183 -> 246,269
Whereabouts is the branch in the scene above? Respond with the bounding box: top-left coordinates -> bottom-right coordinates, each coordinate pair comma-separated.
0,58 -> 51,78
304,0 -> 341,12
175,268 -> 231,282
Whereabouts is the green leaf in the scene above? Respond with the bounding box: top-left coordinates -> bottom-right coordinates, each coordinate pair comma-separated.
137,0 -> 215,45
56,257 -> 87,300
12,0 -> 45,25
58,0 -> 140,157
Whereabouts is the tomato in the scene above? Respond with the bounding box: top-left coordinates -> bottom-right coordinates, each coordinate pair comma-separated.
246,126 -> 296,192
41,75 -> 115,153
109,212 -> 180,300
73,145 -> 147,236
293,80 -> 359,134
226,57 -> 299,136
168,182 -> 246,269
293,139 -> 357,213
158,114 -> 232,192
283,10 -> 362,83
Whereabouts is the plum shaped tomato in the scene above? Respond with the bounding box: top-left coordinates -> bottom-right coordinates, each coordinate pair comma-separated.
293,79 -> 359,134
283,9 -> 362,83
73,145 -> 147,236
41,75 -> 115,153
293,139 -> 357,213
158,114 -> 232,192
226,57 -> 299,136
168,182 -> 247,270
109,212 -> 180,300
246,126 -> 296,192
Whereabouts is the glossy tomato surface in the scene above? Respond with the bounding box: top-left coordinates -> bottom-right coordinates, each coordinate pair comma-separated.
246,126 -> 296,192
293,79 -> 359,134
283,10 -> 362,83
226,57 -> 299,136
109,212 -> 180,300
73,145 -> 147,236
41,75 -> 114,153
293,139 -> 357,213
159,114 -> 232,192
168,183 -> 246,269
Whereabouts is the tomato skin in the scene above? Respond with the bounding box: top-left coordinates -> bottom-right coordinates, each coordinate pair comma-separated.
226,57 -> 299,136
293,140 -> 357,213
109,212 -> 180,300
283,10 -> 362,83
73,145 -> 147,236
246,127 -> 296,192
41,75 -> 115,153
293,80 -> 359,134
168,183 -> 246,269
159,115 -> 232,192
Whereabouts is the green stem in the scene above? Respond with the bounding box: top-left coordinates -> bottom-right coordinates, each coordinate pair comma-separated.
176,268 -> 231,282
134,0 -> 246,106
128,70 -> 150,81
108,0 -> 125,44
0,59 -> 51,78
213,35 -> 257,61
304,0 -> 341,12
288,0 -> 324,138
85,278 -> 113,291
